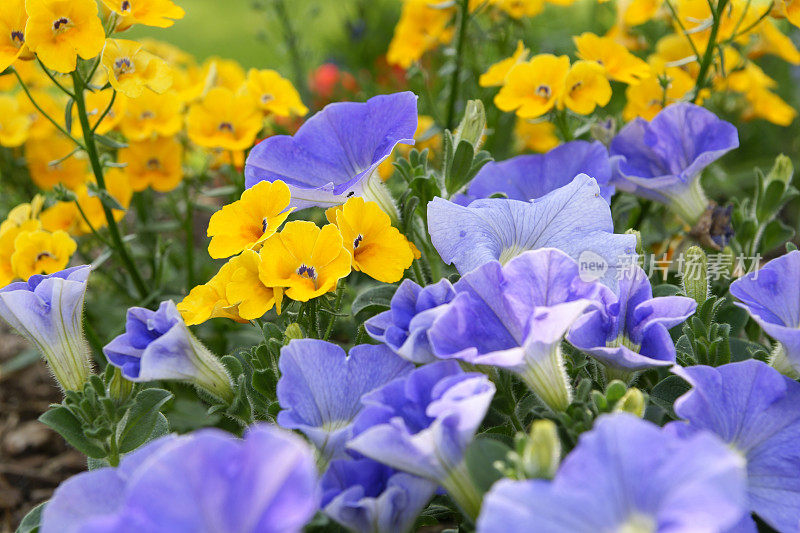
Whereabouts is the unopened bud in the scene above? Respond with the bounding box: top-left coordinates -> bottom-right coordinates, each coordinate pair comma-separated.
284,322 -> 304,340
454,99 -> 486,150
522,419 -> 561,479
766,154 -> 793,185
681,246 -> 709,305
614,388 -> 647,417
624,228 -> 643,257
108,367 -> 133,404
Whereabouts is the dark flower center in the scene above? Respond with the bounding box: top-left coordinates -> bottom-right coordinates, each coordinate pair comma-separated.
146,158 -> 160,170
52,17 -> 71,32
297,264 -> 317,280
114,57 -> 134,76
353,234 -> 363,249
121,0 -> 131,12
219,122 -> 234,132
261,217 -> 269,233
10,30 -> 24,45
36,252 -> 54,262
570,81 -> 583,93
535,84 -> 551,98
261,93 -> 274,104
140,110 -> 155,119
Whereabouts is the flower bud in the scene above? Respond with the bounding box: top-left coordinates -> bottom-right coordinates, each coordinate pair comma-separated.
108,367 -> 133,404
614,387 -> 647,417
624,228 -> 643,257
454,99 -> 486,150
766,154 -> 793,185
521,419 -> 561,479
284,322 -> 304,340
681,246 -> 709,305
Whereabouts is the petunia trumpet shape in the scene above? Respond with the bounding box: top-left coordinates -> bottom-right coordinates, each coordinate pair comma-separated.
427,174 -> 636,289
667,360 -> 800,532
477,414 -> 749,533
0,265 -> 92,391
244,92 -> 417,213
276,339 -> 413,462
41,424 -> 319,533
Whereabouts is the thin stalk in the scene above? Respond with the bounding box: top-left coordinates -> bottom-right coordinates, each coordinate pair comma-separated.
36,58 -> 75,98
13,68 -> 84,148
322,283 -> 345,341
272,0 -> 309,102
663,0 -> 702,63
183,183 -> 196,292
73,199 -> 113,248
91,90 -> 117,133
445,0 -> 471,129
692,0 -> 729,102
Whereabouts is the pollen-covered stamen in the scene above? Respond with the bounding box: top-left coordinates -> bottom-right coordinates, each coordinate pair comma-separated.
535,85 -> 552,99
52,17 -> 71,32
296,264 -> 318,287
10,30 -> 24,45
121,0 -> 132,12
146,158 -> 161,170
219,122 -> 234,132
114,57 -> 135,76
353,234 -> 363,250
36,251 -> 55,262
261,218 -> 269,233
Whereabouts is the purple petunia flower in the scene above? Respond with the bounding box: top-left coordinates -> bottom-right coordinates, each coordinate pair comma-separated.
477,413 -> 749,533
666,360 -> 800,532
729,250 -> 800,376
276,339 -> 413,462
567,265 -> 696,375
103,300 -> 233,402
41,424 -> 320,533
0,265 -> 92,391
364,278 -> 457,364
347,360 -> 495,521
460,140 -> 613,204
321,457 -> 436,533
609,102 -> 739,224
427,174 -> 636,289
428,248 -> 609,411
244,92 -> 417,211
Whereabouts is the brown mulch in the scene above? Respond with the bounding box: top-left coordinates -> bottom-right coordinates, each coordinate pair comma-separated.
0,326 -> 85,532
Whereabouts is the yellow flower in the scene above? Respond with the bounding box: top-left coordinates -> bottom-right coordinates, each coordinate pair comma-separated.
479,41 -> 530,87
495,54 -> 570,118
177,261 -> 246,326
17,89 -> 64,140
0,219 -> 41,286
225,250 -> 283,320
749,19 -> 800,65
492,0 -> 545,19
0,94 -> 31,147
40,201 -> 80,234
80,87 -> 127,135
244,68 -> 307,117
622,62 -> 695,121
258,221 -> 351,302
72,168 -> 132,235
743,88 -> 797,126
619,0 -> 662,25
101,38 -> 173,98
206,180 -> 293,259
560,60 -> 612,115
514,119 -> 560,152
24,0 -> 105,73
11,229 -> 76,280
139,37 -> 193,67
0,196 -> 44,233
186,86 -> 263,151
119,90 -> 182,141
326,197 -> 414,283
26,136 -> 89,190
573,32 -> 651,84
101,0 -> 185,30
117,136 -> 183,192
387,0 -> 454,68
202,57 -> 246,91
0,0 -> 31,72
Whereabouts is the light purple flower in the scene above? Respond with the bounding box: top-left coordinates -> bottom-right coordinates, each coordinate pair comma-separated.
103,300 -> 233,402
427,174 -> 636,289
477,413 -> 748,533
347,360 -> 495,520
666,360 -> 800,532
609,103 -> 738,224
41,424 -> 320,533
429,248 -> 610,411
729,251 -> 800,376
244,92 -> 417,210
276,339 -> 413,461
462,140 -> 613,204
567,265 -> 696,373
364,278 -> 457,364
321,457 -> 436,533
0,265 -> 92,391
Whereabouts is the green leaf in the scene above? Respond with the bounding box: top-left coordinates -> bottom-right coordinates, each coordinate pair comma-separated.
649,375 -> 690,419
64,98 -> 74,134
39,406 -> 106,458
93,133 -> 128,149
759,219 -> 795,254
16,501 -> 46,533
729,338 -> 769,362
445,140 -> 474,194
464,436 -> 510,493
116,388 -> 173,453
652,284 -> 681,297
351,284 -> 397,318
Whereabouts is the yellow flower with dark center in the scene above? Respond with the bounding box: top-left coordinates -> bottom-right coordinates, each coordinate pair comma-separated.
100,0 -> 185,30
118,136 -> 183,192
618,0 -> 662,25
0,95 -> 31,147
11,229 -> 76,280
492,0 -> 545,19
573,32 -> 651,85
514,119 -> 560,153
206,180 -> 293,259
387,0 -> 454,68
79,87 -> 127,135
101,38 -> 173,98
258,221 -> 351,302
24,0 -> 105,73
0,219 -> 41,286
71,168 -> 132,235
177,261 -> 246,326
202,57 -> 246,91
325,197 -> 415,283
244,68 -> 307,117
225,250 -> 283,320
119,90 -> 182,141
0,0 -> 32,72
561,60 -> 612,115
495,54 -> 570,118
480,41 -> 530,87
186,86 -> 263,151
26,136 -> 89,190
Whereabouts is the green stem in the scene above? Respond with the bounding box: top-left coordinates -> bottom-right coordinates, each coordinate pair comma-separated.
183,183 -> 196,292
71,72 -> 150,301
692,0 -> 729,102
323,283 -> 345,341
272,0 -> 309,103
13,68 -> 84,148
73,199 -> 113,248
445,0 -> 471,129
91,90 -> 117,133
36,58 -> 75,98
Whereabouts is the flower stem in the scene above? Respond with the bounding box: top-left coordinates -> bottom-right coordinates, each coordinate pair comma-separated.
445,0 -> 471,130
271,0 -> 309,103
13,68 -> 84,149
667,178 -> 709,226
692,0 -> 729,102
322,282 -> 345,341
441,461 -> 483,522
182,183 -> 196,292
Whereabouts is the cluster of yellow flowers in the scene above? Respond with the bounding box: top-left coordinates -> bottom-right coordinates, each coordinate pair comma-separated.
178,182 -> 418,326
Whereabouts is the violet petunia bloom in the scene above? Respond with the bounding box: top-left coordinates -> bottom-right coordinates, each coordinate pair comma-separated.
0,265 -> 92,391
609,102 -> 739,225
427,174 -> 636,289
41,424 -> 320,533
477,413 -> 748,533
567,265 -> 696,375
429,248 -> 610,411
729,251 -> 800,376
347,360 -> 495,521
321,457 -> 436,533
103,300 -> 233,402
666,360 -> 800,532
461,140 -> 613,204
276,339 -> 413,462
364,278 -> 457,364
244,91 -> 417,212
